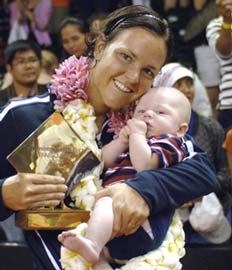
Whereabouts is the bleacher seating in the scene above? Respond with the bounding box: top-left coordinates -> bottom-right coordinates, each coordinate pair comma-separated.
181,243 -> 232,270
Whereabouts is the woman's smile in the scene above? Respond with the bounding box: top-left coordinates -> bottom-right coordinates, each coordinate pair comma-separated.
113,79 -> 133,93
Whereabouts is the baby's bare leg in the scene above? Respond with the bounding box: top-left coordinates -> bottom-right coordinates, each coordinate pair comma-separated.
58,197 -> 113,264
93,251 -> 113,270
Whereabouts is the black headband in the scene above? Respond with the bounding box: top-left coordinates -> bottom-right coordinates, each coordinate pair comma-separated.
105,13 -> 165,36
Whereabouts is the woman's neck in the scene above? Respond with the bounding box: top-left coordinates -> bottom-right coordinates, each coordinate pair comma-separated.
86,70 -> 109,117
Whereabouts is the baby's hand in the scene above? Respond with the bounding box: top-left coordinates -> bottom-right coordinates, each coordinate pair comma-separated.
127,118 -> 147,135
118,126 -> 130,145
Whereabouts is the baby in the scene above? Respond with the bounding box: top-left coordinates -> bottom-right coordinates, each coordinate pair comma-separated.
58,87 -> 191,269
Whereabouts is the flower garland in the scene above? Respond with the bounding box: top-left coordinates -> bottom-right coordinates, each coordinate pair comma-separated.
51,56 -> 185,270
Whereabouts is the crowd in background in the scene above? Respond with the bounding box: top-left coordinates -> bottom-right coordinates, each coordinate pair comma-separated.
0,0 -> 232,255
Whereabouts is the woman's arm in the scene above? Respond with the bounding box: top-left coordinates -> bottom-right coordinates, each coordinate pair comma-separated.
96,149 -> 216,237
126,151 -> 216,215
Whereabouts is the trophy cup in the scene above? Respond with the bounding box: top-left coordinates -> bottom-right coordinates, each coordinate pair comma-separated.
7,112 -> 101,230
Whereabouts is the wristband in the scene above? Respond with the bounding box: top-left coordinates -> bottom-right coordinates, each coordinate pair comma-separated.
222,21 -> 232,30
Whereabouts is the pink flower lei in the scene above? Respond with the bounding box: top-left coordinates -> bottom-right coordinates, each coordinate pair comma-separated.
50,55 -> 133,136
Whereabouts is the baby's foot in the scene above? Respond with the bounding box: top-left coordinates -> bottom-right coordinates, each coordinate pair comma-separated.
61,234 -> 99,264
58,231 -> 76,243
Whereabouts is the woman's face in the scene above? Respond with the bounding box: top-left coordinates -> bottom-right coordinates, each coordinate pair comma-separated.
90,27 -> 167,112
61,24 -> 87,57
173,77 -> 195,104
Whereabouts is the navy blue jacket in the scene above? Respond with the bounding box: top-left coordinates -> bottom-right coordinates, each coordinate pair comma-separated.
0,93 -> 216,269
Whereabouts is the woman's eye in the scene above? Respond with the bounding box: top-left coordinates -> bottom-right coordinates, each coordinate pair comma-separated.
121,53 -> 132,62
143,68 -> 154,78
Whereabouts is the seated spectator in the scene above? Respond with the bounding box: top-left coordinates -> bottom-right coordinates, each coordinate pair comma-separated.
59,17 -> 88,61
0,40 -> 47,107
152,62 -> 212,117
8,0 -> 52,47
154,62 -> 232,244
38,49 -> 59,85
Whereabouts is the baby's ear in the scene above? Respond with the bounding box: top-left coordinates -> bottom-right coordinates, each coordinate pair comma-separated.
177,123 -> 189,137
93,34 -> 106,60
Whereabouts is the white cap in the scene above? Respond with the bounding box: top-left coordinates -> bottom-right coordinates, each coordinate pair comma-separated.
189,193 -> 232,244
200,215 -> 232,244
153,63 -> 194,87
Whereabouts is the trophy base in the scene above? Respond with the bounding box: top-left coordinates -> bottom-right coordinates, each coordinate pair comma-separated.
15,208 -> 90,230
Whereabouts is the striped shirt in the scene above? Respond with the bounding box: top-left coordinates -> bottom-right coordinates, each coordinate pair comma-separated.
206,17 -> 232,110
104,134 -> 188,186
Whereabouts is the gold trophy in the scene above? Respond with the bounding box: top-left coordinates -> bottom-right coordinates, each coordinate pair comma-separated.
7,112 -> 101,230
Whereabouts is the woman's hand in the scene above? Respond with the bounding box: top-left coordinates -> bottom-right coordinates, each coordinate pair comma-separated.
2,173 -> 67,211
95,183 -> 150,238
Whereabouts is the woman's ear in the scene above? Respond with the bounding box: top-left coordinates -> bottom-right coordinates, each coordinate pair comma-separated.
177,123 -> 189,137
93,34 -> 106,60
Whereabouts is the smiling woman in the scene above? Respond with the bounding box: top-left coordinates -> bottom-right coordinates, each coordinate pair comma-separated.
0,5 -> 216,270
88,27 -> 167,112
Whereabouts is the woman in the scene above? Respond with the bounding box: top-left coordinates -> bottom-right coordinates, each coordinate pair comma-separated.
0,5 -> 215,270
59,17 -> 88,60
154,62 -> 231,244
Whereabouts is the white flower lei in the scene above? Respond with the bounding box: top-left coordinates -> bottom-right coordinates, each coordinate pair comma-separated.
51,56 -> 185,270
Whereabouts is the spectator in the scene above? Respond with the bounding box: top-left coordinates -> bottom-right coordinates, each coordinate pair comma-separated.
206,0 -> 232,130
38,49 -> 59,85
8,0 -> 52,47
59,17 -> 88,61
0,40 -> 47,107
152,62 -> 212,117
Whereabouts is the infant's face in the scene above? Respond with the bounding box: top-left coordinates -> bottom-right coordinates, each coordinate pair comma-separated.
133,90 -> 182,138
